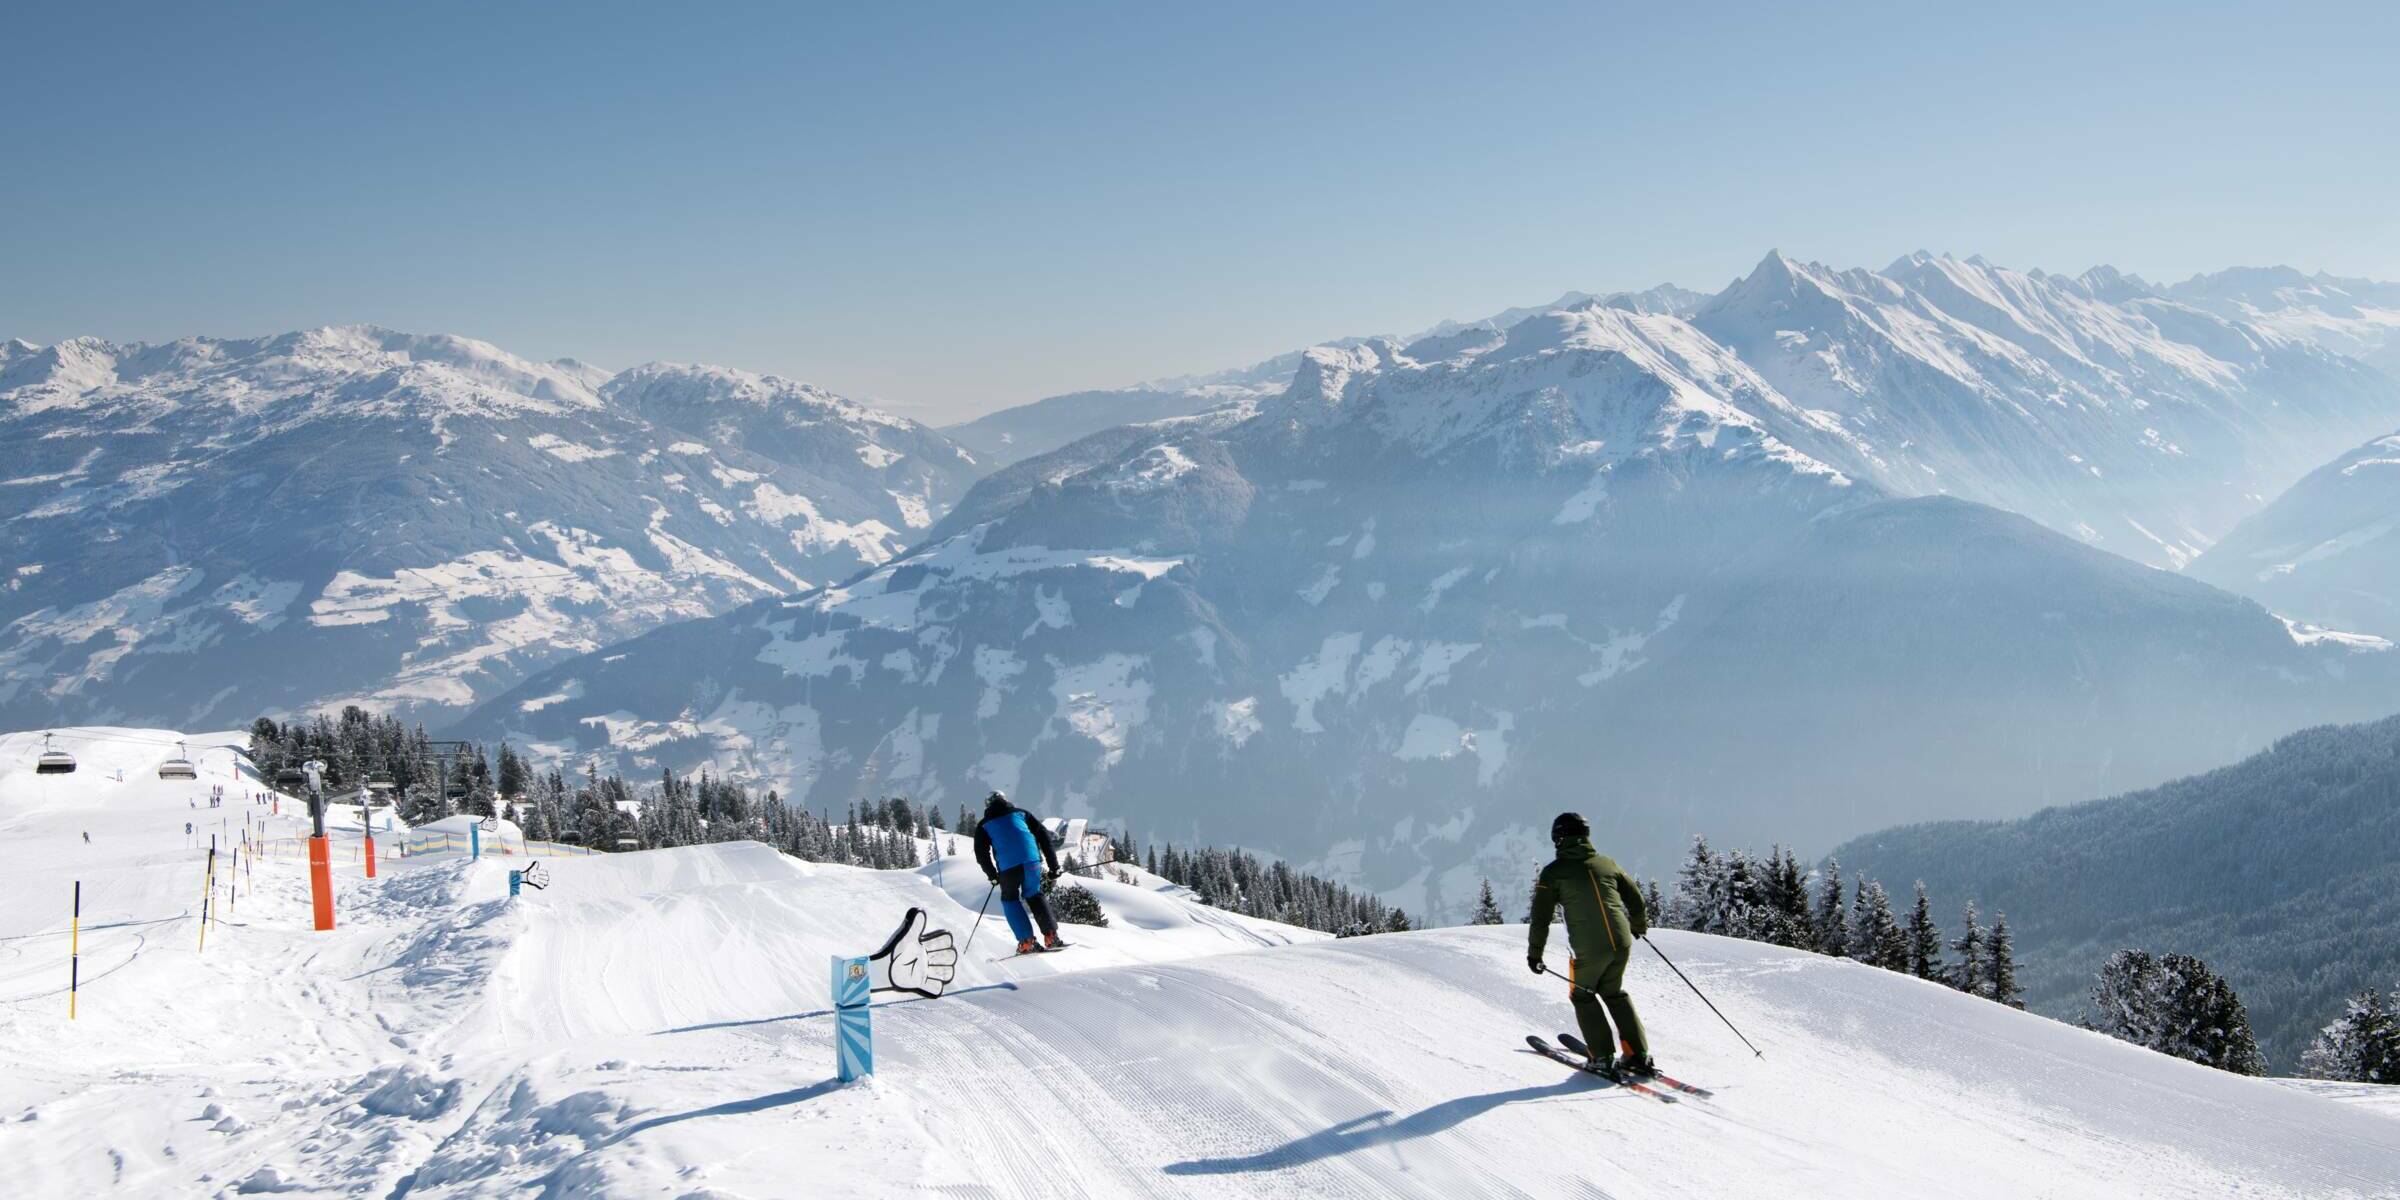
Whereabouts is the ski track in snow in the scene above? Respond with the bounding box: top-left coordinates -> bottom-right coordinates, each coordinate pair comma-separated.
3,728 -> 2397,1198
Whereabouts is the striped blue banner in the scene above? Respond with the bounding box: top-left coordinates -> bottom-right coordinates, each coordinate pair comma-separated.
832,955 -> 873,1081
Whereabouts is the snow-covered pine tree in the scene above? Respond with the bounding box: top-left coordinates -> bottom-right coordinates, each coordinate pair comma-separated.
1813,858 -> 1850,957
1851,880 -> 1905,971
1471,879 -> 1505,925
1640,878 -> 1664,925
2088,950 -> 2267,1076
1384,908 -> 1413,933
1052,882 -> 1109,927
1950,902 -> 1987,998
1905,883 -> 1944,980
1986,913 -> 2023,1008
2301,984 -> 2399,1083
1667,836 -> 1721,932
1764,848 -> 1812,948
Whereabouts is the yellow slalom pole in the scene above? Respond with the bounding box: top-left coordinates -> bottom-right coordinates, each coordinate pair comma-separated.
69,881 -> 81,1020
197,845 -> 216,953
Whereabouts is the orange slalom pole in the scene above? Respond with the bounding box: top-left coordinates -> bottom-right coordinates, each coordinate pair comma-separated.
307,835 -> 334,931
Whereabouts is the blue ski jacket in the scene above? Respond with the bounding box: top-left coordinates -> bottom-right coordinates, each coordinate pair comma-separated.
974,803 -> 1060,877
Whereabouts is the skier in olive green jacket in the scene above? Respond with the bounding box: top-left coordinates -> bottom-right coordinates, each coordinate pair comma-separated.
1527,811 -> 1655,1077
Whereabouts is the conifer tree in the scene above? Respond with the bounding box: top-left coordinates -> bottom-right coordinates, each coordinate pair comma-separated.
1986,913 -> 2023,1008
1384,908 -> 1413,933
1950,902 -> 1987,998
2301,984 -> 2399,1083
1851,880 -> 1905,970
1668,836 -> 1719,932
1904,882 -> 1944,980
2088,950 -> 2267,1076
1813,858 -> 1850,957
1470,879 -> 1505,925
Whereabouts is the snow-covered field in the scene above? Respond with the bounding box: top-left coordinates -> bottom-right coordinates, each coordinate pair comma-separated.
3,728 -> 2396,1197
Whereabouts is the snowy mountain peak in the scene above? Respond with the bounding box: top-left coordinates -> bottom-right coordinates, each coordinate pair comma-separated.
2076,264 -> 2158,303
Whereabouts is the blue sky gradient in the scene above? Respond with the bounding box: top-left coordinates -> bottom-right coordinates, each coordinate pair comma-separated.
4,2 -> 2393,421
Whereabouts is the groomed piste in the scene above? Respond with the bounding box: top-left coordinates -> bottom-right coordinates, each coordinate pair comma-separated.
2,728 -> 2396,1197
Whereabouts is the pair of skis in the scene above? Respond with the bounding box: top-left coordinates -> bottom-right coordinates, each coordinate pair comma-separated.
995,942 -> 1074,962
1525,1034 -> 1714,1104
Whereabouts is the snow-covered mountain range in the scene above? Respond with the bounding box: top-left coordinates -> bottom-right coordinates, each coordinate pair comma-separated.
0,327 -> 977,727
941,283 -> 1710,469
2188,424 -> 2400,638
2166,266 -> 2400,376
471,258 -> 2400,917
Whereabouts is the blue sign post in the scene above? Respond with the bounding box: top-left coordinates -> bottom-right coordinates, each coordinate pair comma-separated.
469,823 -> 481,860
832,954 -> 873,1081
508,870 -> 522,897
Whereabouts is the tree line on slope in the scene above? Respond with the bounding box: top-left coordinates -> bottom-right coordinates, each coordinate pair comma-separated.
245,714 -> 1401,938
1635,837 -> 2314,1080
1826,713 -> 2400,1070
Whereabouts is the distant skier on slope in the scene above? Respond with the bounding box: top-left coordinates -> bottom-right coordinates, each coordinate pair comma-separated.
972,791 -> 1067,954
1528,811 -> 1656,1078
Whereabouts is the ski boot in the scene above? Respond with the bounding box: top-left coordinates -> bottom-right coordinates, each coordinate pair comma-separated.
1613,1054 -> 1657,1080
1044,931 -> 1071,950
1015,939 -> 1042,955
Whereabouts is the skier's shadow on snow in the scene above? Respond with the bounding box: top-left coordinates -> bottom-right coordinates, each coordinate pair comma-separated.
1163,1075 -> 1615,1177
650,982 -> 1023,1036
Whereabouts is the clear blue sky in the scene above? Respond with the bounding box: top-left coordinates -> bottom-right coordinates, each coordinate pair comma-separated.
4,2 -> 2393,423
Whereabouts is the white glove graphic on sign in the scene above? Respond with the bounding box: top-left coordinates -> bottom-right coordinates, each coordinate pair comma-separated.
869,907 -> 958,999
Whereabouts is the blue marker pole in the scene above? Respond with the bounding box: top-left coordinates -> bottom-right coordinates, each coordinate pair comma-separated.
832,955 -> 873,1081
508,870 -> 522,897
469,823 -> 481,860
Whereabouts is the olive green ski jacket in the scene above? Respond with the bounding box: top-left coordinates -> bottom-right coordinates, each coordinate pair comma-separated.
1528,837 -> 1648,965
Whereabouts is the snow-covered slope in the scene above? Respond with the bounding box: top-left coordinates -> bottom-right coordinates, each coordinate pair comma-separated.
2166,266 -> 2400,376
470,299 -> 2400,917
4,729 -> 2394,1197
0,327 -> 978,727
2187,427 -> 2400,638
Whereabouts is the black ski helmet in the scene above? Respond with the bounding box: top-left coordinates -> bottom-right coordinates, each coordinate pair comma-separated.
1551,811 -> 1589,842
984,790 -> 1010,817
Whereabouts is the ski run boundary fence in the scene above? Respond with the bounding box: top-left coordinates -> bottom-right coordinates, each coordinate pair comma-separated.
246,830 -> 598,864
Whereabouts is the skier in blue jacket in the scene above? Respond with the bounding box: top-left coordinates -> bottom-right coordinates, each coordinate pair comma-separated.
972,792 -> 1067,954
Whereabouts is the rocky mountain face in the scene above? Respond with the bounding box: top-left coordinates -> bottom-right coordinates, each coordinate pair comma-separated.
468,286 -> 2400,920
0,327 -> 978,728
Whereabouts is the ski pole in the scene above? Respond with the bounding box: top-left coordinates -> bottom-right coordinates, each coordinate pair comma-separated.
1643,936 -> 1764,1059
958,882 -> 998,960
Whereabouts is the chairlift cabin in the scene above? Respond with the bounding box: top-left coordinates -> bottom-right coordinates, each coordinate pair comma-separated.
363,774 -> 396,808
274,767 -> 308,791
157,741 -> 198,781
35,733 -> 77,775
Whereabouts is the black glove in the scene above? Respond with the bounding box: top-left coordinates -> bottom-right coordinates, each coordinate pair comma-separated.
1527,956 -> 1545,975
984,870 -> 999,885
